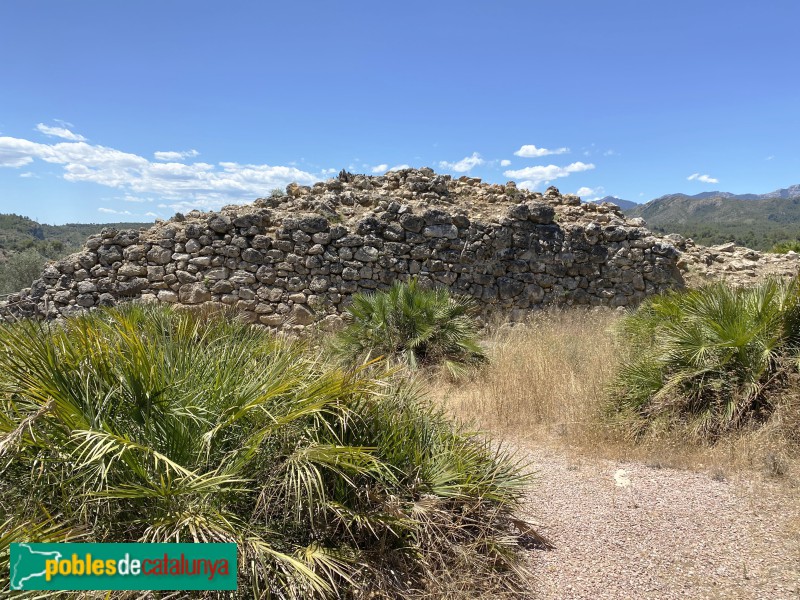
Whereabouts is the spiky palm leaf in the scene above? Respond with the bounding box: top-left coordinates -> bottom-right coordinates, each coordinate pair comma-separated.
611,278 -> 800,437
333,278 -> 487,378
0,304 -> 528,598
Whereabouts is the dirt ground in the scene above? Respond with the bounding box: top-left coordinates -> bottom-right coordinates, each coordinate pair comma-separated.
519,444 -> 800,599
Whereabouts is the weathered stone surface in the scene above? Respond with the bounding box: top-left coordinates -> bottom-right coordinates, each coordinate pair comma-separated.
423,224 -> 458,239
178,283 -> 212,304
97,246 -> 123,266
211,280 -> 234,294
75,294 -> 95,307
290,304 -> 315,325
157,290 -> 179,303
208,215 -> 232,233
241,248 -> 264,263
298,215 -> 329,233
97,293 -> 116,307
399,213 -> 424,232
77,281 -> 97,294
147,247 -> 172,265
117,278 -> 149,297
354,246 -> 380,262
528,202 -> 556,224
118,264 -> 147,277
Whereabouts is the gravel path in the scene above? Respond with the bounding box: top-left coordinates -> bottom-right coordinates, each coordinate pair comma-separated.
520,446 -> 800,599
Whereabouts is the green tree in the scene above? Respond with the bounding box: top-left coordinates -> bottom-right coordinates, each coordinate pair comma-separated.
0,249 -> 46,295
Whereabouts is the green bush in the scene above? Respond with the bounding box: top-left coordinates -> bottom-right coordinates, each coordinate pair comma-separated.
0,304 -> 529,598
769,240 -> 800,254
610,279 -> 800,437
0,249 -> 46,295
332,279 -> 487,379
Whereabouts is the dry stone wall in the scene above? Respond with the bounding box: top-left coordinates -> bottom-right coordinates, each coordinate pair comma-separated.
0,168 -> 685,329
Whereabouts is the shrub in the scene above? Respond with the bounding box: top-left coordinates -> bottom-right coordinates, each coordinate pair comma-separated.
610,279 -> 800,438
769,240 -> 800,254
0,249 -> 47,295
0,304 -> 529,598
332,279 -> 487,379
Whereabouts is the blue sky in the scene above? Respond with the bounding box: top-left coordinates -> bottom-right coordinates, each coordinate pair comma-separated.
1,1 -> 799,224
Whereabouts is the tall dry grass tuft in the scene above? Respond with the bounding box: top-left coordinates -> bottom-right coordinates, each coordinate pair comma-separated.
434,308 -> 800,480
435,310 -> 620,448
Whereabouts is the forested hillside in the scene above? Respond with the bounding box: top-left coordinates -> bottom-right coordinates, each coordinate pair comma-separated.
0,213 -> 148,294
626,195 -> 800,250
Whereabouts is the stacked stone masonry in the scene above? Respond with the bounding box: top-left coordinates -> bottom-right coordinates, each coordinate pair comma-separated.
0,168 -> 685,329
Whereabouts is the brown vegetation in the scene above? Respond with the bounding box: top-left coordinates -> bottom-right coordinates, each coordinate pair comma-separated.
432,309 -> 800,481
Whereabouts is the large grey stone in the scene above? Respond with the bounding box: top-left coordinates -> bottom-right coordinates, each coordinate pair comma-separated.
423,224 -> 458,239
179,283 -> 212,304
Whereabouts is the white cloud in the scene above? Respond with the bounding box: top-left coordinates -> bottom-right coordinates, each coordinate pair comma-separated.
0,139 -> 34,167
603,149 -> 616,156
504,162 -> 595,189
99,206 -> 161,220
98,207 -> 133,215
36,123 -> 87,142
370,163 -> 413,174
19,171 -> 37,178
575,186 -> 606,201
766,155 -> 775,161
0,129 -> 318,213
500,159 -> 511,167
687,173 -> 719,184
513,144 -> 569,158
439,152 -> 484,173
153,149 -> 200,161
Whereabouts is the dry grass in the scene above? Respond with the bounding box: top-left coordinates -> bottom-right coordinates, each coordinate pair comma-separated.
431,308 -> 800,481
433,309 -> 618,446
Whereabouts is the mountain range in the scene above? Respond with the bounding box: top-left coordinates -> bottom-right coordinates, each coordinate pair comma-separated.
596,184 -> 800,210
608,185 -> 800,250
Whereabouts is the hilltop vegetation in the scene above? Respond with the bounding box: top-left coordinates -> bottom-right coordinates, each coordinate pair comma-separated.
0,213 -> 148,294
0,213 -> 146,257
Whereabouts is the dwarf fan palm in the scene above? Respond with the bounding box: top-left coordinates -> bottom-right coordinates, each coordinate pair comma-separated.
333,278 -> 487,379
611,278 -> 800,436
0,304 -> 528,598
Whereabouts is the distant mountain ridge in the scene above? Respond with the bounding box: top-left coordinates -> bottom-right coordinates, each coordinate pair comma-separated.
625,185 -> 800,250
594,196 -> 639,210
588,184 -> 800,209
645,184 -> 800,204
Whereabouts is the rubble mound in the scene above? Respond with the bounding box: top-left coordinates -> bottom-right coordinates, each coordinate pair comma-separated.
660,235 -> 800,288
1,168 -> 689,329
